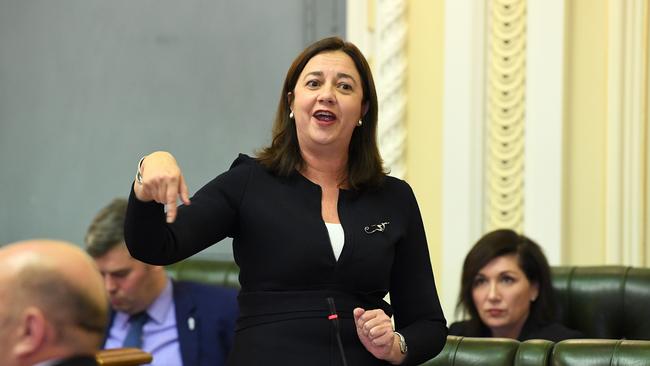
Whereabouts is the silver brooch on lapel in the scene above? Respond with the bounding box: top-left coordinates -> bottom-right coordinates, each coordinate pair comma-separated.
365,222 -> 389,234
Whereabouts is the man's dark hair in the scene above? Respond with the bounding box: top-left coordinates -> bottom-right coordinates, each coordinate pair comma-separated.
85,198 -> 128,257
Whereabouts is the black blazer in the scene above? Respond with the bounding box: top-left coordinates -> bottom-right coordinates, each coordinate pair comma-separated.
449,316 -> 584,342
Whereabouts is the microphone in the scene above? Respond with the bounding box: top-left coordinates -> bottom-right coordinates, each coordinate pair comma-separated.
326,297 -> 348,366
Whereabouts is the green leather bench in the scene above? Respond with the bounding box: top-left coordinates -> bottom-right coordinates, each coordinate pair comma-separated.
551,339 -> 650,366
552,266 -> 650,340
421,336 -> 521,366
421,337 -> 554,366
166,261 -> 650,365
422,337 -> 650,366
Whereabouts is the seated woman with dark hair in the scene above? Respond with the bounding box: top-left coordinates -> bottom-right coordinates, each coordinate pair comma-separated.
449,229 -> 583,342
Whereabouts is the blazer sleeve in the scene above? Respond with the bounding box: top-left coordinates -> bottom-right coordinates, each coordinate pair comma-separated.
125,155 -> 252,265
389,183 -> 448,365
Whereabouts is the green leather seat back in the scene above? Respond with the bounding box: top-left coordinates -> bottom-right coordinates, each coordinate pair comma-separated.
612,340 -> 650,366
515,339 -> 554,366
421,336 -> 519,366
166,259 -> 240,288
622,268 -> 650,340
551,339 -> 650,366
551,266 -> 650,340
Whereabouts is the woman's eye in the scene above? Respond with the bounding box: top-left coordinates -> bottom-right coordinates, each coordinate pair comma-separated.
473,277 -> 487,287
306,80 -> 320,88
500,276 -> 515,284
338,83 -> 352,91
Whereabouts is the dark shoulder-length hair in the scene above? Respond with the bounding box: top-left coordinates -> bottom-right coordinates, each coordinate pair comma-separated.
256,36 -> 385,190
457,229 -> 556,333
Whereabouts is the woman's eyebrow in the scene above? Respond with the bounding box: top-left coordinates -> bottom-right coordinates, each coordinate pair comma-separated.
303,71 -> 324,79
302,71 -> 358,85
498,270 -> 519,276
337,72 -> 358,85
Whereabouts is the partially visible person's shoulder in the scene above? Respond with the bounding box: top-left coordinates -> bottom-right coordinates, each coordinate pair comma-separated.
230,153 -> 257,168
525,322 -> 584,342
382,174 -> 408,187
228,153 -> 274,178
379,175 -> 414,196
448,320 -> 471,336
200,154 -> 258,192
448,320 -> 489,337
225,153 -> 260,174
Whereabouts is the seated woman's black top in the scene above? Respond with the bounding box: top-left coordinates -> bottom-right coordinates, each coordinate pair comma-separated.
449,316 -> 584,342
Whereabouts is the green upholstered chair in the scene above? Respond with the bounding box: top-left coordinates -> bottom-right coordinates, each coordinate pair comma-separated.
551,339 -> 650,366
515,340 -> 554,366
421,336 -> 520,366
419,338 -> 650,366
166,259 -> 240,288
420,337 -> 554,366
552,266 -> 650,340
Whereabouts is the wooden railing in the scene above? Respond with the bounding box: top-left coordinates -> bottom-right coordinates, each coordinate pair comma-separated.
95,348 -> 152,366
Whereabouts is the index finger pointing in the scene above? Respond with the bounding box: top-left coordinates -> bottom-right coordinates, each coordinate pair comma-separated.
180,174 -> 191,205
165,185 -> 178,223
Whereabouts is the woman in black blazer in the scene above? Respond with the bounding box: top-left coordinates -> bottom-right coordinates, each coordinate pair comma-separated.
125,36 -> 447,365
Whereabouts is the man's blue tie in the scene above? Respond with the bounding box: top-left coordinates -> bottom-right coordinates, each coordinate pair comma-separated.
122,312 -> 149,348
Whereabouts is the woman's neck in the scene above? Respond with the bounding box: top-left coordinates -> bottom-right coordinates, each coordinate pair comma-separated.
300,148 -> 348,187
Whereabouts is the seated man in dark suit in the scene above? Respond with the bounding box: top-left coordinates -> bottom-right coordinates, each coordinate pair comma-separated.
85,198 -> 238,366
0,239 -> 108,366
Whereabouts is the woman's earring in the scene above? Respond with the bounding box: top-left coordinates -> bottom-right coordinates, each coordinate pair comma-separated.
289,111 -> 294,119
357,119 -> 363,126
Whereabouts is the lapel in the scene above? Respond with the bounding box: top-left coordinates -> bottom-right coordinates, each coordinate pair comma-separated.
173,280 -> 199,366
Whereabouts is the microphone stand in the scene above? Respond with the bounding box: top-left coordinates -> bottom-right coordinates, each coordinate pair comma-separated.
326,297 -> 349,366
